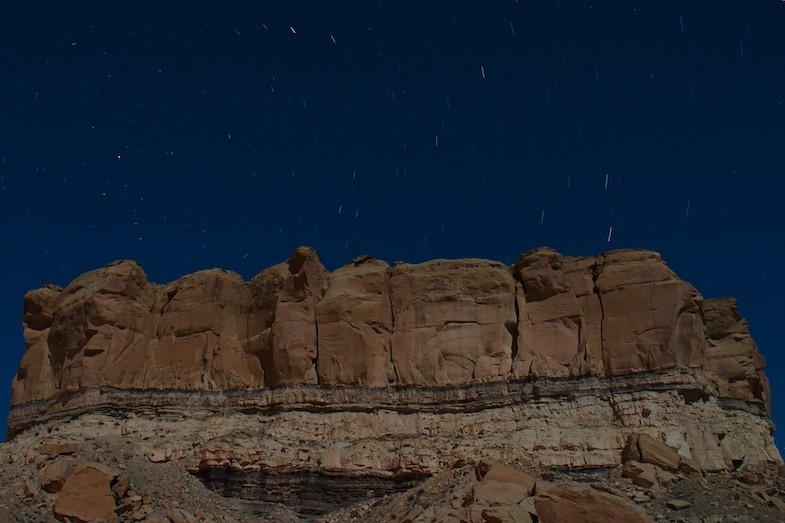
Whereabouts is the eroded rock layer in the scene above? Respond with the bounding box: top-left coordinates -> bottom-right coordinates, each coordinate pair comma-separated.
8,247 -> 780,481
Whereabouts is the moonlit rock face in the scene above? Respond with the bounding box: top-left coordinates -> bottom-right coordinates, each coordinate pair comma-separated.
513,248 -> 705,380
6,247 -> 780,484
316,256 -> 394,387
702,297 -> 771,406
11,246 -> 769,410
389,257 -> 517,386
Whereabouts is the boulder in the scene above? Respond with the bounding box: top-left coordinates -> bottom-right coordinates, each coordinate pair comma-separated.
38,442 -> 78,459
666,499 -> 691,510
678,455 -> 703,474
166,508 -> 197,523
534,484 -> 655,523
623,433 -> 681,472
53,462 -> 117,522
622,460 -> 658,488
41,456 -> 74,493
112,473 -> 131,499
24,479 -> 40,498
481,506 -> 534,522
482,463 -> 536,495
472,480 -> 531,506
656,467 -> 678,487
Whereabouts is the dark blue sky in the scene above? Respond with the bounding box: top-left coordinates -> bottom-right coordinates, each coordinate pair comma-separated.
1,1 -> 784,444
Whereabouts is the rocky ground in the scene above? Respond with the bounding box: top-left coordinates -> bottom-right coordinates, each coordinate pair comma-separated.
2,432 -> 784,523
324,462 -> 785,523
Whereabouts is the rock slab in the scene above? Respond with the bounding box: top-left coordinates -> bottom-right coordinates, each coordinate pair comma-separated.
53,463 -> 116,522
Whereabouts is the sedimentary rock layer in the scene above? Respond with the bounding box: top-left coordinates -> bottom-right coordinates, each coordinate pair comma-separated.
11,247 -> 769,406
8,246 -> 778,477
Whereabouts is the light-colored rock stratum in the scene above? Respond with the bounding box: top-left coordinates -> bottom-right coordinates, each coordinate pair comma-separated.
6,246 -> 781,520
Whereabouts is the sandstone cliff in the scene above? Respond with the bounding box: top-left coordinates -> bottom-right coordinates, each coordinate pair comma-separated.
10,246 -> 770,408
5,247 -> 781,520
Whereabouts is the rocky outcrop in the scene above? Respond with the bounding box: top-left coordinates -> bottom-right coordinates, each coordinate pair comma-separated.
390,257 -> 516,386
6,246 -> 781,516
10,246 -> 770,407
316,256 -> 393,387
703,297 -> 771,406
511,248 -> 704,379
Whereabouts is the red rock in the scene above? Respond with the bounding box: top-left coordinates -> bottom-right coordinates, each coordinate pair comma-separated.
7,246 -> 774,477
12,261 -> 156,404
316,256 -> 394,386
639,434 -> 681,471
656,467 -> 678,486
535,484 -> 654,523
594,250 -> 704,376
678,455 -> 703,474
24,479 -> 40,498
622,460 -> 658,488
41,456 -> 74,493
511,248 -> 706,380
703,298 -> 770,409
12,285 -> 63,404
166,508 -> 197,523
512,248 -> 592,379
482,506 -> 533,522
666,499 -> 691,510
53,463 -> 117,522
472,480 -> 530,506
4,246 -> 783,519
38,442 -> 78,458
482,464 -> 536,495
390,258 -> 516,386
3,247 -> 745,402
111,473 -> 131,499
248,246 -> 328,386
153,268 -> 263,390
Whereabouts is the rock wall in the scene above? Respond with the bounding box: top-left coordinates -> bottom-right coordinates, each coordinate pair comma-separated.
8,247 -> 779,476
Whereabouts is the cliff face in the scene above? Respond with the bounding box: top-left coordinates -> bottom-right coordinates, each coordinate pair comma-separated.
7,247 -> 779,481
11,246 -> 769,406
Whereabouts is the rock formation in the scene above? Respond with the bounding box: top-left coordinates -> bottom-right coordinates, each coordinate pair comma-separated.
10,246 -> 770,406
3,246 -> 782,521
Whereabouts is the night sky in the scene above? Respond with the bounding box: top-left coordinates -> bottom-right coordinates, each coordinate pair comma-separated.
1,1 -> 784,445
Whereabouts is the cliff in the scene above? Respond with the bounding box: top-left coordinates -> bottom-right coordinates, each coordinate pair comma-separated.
3,246 -> 781,521
11,246 -> 771,405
